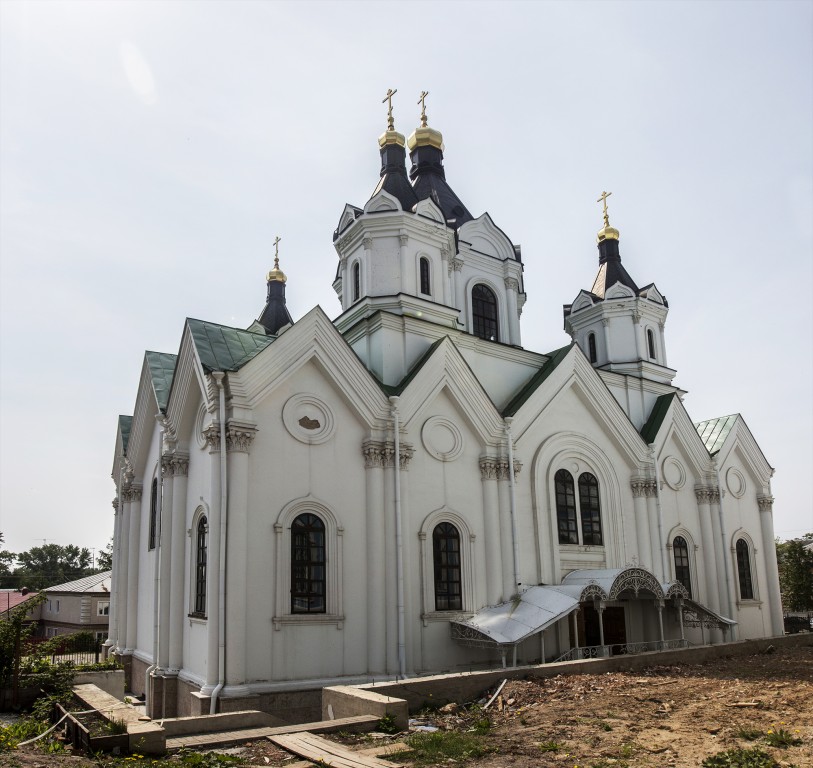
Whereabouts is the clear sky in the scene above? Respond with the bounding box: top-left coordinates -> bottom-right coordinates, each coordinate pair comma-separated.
1,0 -> 811,559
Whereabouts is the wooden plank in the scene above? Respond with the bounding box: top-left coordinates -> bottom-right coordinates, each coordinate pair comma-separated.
270,732 -> 404,768
357,741 -> 411,757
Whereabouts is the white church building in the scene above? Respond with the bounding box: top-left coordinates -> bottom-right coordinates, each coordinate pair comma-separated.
108,99 -> 783,721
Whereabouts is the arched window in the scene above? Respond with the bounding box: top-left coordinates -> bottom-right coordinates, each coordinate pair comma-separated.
647,328 -> 656,360
194,516 -> 208,616
433,522 -> 462,611
736,538 -> 754,600
148,478 -> 158,550
420,257 -> 431,295
588,332 -> 597,364
673,536 -> 692,597
352,262 -> 360,303
578,473 -> 603,545
291,513 -> 326,613
472,284 -> 498,341
555,469 -> 578,544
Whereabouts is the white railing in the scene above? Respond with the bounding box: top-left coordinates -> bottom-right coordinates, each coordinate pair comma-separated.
553,638 -> 688,662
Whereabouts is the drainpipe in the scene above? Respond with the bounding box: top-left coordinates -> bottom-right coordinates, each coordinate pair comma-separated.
145,418 -> 165,711
389,396 -> 406,679
713,459 -> 737,640
504,418 -> 521,593
210,372 -> 228,713
649,445 -> 668,581
107,464 -> 125,655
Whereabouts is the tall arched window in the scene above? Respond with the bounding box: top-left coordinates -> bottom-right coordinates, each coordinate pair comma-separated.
472,284 -> 498,341
647,328 -> 656,360
420,257 -> 431,295
736,538 -> 754,600
673,536 -> 692,597
588,332 -> 597,364
194,516 -> 208,615
291,513 -> 326,613
578,473 -> 603,545
148,478 -> 158,550
555,469 -> 578,544
433,522 -> 462,611
352,262 -> 360,303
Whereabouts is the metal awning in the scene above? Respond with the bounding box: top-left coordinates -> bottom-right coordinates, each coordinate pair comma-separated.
450,586 -> 580,649
682,598 -> 737,628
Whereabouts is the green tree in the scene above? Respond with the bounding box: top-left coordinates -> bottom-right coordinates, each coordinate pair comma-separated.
13,544 -> 93,590
96,538 -> 113,571
776,534 -> 813,612
0,533 -> 17,589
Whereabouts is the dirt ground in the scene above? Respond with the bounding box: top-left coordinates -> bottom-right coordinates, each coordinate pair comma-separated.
3,644 -> 812,768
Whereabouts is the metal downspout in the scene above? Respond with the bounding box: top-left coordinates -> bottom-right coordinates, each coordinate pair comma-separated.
505,418 -> 521,594
210,372 -> 228,713
389,396 -> 406,679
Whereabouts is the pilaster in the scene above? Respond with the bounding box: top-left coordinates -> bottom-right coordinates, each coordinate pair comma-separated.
363,440 -> 387,674
479,457 -> 502,605
168,454 -> 189,672
757,494 -> 784,636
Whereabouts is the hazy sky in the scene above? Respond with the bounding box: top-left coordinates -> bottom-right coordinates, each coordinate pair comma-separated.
1,0 -> 811,559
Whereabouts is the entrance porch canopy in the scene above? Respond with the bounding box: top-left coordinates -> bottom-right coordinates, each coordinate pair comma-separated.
450,566 -> 735,652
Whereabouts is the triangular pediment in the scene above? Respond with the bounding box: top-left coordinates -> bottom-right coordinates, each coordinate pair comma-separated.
458,213 -> 516,261
639,283 -> 666,305
604,281 -> 636,300
336,204 -> 361,236
413,198 -> 445,223
698,414 -> 773,485
570,290 -> 596,313
364,189 -> 402,213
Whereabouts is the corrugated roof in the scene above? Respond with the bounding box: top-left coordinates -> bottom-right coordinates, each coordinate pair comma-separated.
145,351 -> 178,412
695,414 -> 739,456
187,318 -> 273,373
44,571 -> 112,594
0,590 -> 39,613
118,415 -> 133,455
503,344 -> 573,417
640,392 -> 676,444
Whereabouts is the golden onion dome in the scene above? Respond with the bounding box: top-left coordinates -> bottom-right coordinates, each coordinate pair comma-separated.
378,129 -> 406,148
267,254 -> 286,283
407,90 -> 443,151
596,190 -> 620,242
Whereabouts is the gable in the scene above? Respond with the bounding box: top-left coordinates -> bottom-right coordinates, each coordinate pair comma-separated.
457,213 -> 516,261
604,281 -> 636,300
414,198 -> 445,223
363,189 -> 402,213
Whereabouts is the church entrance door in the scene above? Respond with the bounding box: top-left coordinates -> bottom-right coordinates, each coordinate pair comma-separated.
603,606 -> 626,655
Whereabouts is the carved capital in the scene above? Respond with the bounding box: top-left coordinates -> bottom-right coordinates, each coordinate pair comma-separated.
399,233 -> 409,247
440,247 -> 450,261
504,277 -> 519,292
630,479 -> 650,498
378,441 -> 414,469
479,457 -> 499,481
757,494 -> 774,513
495,458 -> 522,481
601,318 -> 610,327
227,425 -> 257,453
121,484 -> 143,503
362,236 -> 373,250
694,486 -> 714,505
452,257 -> 464,272
162,453 -> 190,477
339,255 -> 348,269
112,497 -> 119,511
708,487 -> 721,505
203,424 -> 221,453
362,440 -> 386,469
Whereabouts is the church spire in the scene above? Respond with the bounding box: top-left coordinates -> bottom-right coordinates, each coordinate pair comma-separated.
371,88 -> 418,211
257,236 -> 293,336
592,190 -> 637,295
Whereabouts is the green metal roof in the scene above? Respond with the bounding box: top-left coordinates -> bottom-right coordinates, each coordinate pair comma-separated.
145,351 -> 178,412
695,414 -> 739,456
503,344 -> 574,417
187,318 -> 273,373
118,415 -> 133,455
640,392 -> 677,444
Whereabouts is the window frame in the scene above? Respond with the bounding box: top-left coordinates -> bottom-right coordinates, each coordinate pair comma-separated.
577,472 -> 603,546
471,283 -> 499,341
735,537 -> 756,601
96,600 -> 110,617
647,328 -> 657,360
432,522 -> 462,611
587,332 -> 597,364
555,468 -> 604,547
672,535 -> 692,598
291,513 -> 327,614
352,261 -> 360,303
419,256 -> 432,296
148,477 -> 158,550
191,512 -> 208,618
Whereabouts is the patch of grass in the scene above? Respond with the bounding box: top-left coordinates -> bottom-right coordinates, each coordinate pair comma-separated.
618,741 -> 638,758
376,713 -> 399,734
764,727 -> 802,748
395,731 -> 493,765
105,715 -> 128,735
469,717 -> 490,735
591,760 -> 628,768
735,727 -> 764,741
600,721 -> 613,731
537,740 -> 561,752
702,747 -> 779,768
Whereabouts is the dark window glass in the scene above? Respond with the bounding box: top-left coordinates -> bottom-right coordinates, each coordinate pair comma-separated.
588,333 -> 597,364
578,473 -> 603,545
647,328 -> 656,360
148,478 -> 158,550
420,257 -> 431,295
352,262 -> 360,302
433,522 -> 462,611
472,284 -> 498,341
673,536 -> 692,597
736,539 -> 754,600
194,517 -> 208,615
555,469 -> 578,544
291,513 -> 326,613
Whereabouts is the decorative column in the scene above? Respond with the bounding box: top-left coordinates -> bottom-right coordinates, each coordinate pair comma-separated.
479,457 -> 502,605
677,598 -> 685,641
629,478 -> 649,567
338,255 -> 348,308
363,440 -> 387,674
642,479 -> 660,578
504,277 -> 520,345
496,458 -> 522,600
601,318 -> 613,361
452,257 -> 465,317
440,247 -> 452,305
632,311 -> 643,360
597,601 -> 606,654
572,608 -> 580,657
202,424 -> 222,694
168,454 -> 189,673
125,484 -> 143,652
225,423 -> 256,692
656,599 -> 665,649
361,236 -> 373,299
107,496 -> 121,654
116,492 -> 129,652
399,231 -> 409,293
158,454 -> 175,671
695,486 -> 721,613
708,487 -> 731,620
757,495 -> 784,636
658,322 -> 668,367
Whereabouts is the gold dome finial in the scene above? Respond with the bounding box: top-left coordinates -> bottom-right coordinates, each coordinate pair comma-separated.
596,190 -> 620,242
407,89 -> 443,151
267,235 -> 287,283
379,87 -> 406,148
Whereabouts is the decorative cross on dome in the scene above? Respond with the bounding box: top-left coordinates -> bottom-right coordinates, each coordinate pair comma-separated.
418,90 -> 429,127
382,88 -> 398,131
597,190 -> 613,228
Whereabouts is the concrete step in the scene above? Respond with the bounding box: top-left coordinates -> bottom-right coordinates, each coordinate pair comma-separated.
165,714 -> 380,752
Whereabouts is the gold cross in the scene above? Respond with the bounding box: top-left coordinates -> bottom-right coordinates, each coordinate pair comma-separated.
418,90 -> 429,127
597,190 -> 612,227
382,88 -> 398,131
273,236 -> 281,268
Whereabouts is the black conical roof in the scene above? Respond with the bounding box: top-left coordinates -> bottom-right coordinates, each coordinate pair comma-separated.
258,280 -> 293,336
590,238 -> 639,297
409,144 -> 473,227
369,141 -> 419,212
